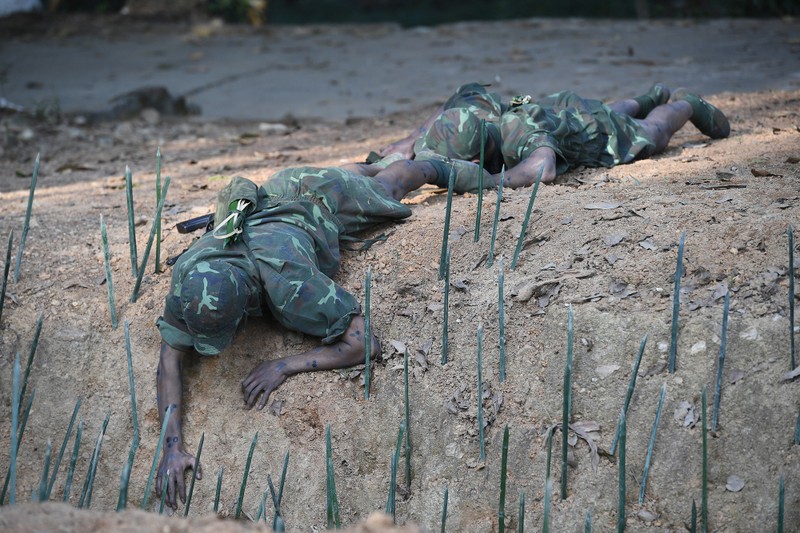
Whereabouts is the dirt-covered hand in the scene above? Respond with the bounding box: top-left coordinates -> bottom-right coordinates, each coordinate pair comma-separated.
378,137 -> 415,160
155,449 -> 201,509
242,360 -> 288,410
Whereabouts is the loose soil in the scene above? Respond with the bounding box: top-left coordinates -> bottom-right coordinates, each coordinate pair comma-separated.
0,21 -> 799,533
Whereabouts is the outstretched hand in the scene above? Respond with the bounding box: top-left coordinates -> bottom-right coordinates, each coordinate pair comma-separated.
242,360 -> 288,410
378,137 -> 415,160
156,449 -> 201,510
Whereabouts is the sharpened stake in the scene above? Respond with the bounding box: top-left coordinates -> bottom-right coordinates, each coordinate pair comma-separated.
125,166 -> 138,278
442,245 -> 451,365
131,176 -> 171,303
46,398 -> 82,500
365,266 -> 371,400
669,230 -> 686,373
141,406 -> 171,509
183,432 -> 204,517
487,168 -> 504,268
561,305 -> 574,500
477,324 -> 486,463
511,166 -> 544,270
13,153 -> 40,282
712,291 -> 730,433
611,334 -> 648,455
0,231 -> 13,325
439,165 -> 456,280
639,383 -> 667,505
100,216 -> 118,329
235,431 -> 259,519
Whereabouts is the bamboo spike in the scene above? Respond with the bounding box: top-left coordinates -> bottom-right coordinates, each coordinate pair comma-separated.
639,383 -> 667,505
268,474 -> 280,524
155,147 -> 162,274
440,483 -> 448,533
561,304 -> 574,500
795,410 -> 800,445
158,471 -> 169,514
124,320 -> 140,444
690,499 -> 697,533
62,420 -> 83,503
260,484 -> 269,524
498,258 -> 506,382
404,346 -> 412,495
585,510 -> 591,533
617,408 -> 626,533
130,176 -> 171,303
778,475 -> 785,533
386,449 -> 398,522
701,387 -> 708,533
45,398 -> 81,500
214,466 -> 223,513
325,424 -> 340,529
272,448 -> 289,530
2,384 -> 34,505
790,225 -> 795,370
498,424 -> 509,533
116,456 -> 132,511
36,439 -> 52,502
543,430 -> 553,533
394,422 -> 405,486
7,353 -> 20,505
611,334 -> 648,455
668,230 -> 686,373
125,166 -> 138,278
438,165 -> 456,280
477,323 -> 486,463
712,291 -> 730,433
442,245 -> 451,365
100,215 -> 118,329
235,431 -> 259,519
80,412 -> 111,509
365,266 -> 371,400
13,153 -> 40,282
141,406 -> 171,509
487,167 -> 504,269
183,432 -> 205,517
510,166 -> 544,270
474,119 -> 487,242
19,311 -> 44,414
518,489 -> 525,533
0,231 -> 13,325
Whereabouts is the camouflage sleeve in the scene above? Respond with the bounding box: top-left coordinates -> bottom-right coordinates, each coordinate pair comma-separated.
500,105 -> 569,173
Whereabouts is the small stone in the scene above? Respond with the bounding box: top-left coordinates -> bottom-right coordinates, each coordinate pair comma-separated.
739,327 -> 759,341
726,475 -> 745,492
690,341 -> 706,354
637,509 -> 659,523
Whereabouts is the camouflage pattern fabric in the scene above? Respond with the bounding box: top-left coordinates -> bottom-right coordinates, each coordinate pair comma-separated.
158,167 -> 412,355
500,90 -> 655,175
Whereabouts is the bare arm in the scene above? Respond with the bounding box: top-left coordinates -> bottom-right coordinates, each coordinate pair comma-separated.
377,103 -> 445,159
155,341 -> 201,509
241,315 -> 376,409
498,146 -> 558,189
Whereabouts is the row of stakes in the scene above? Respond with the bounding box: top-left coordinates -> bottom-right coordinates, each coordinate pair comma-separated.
1,146 -> 797,530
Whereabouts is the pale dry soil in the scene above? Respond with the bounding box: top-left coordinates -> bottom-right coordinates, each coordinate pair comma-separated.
0,88 -> 798,532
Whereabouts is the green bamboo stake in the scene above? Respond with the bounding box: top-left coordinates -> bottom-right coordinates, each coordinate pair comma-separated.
712,291 -> 730,433
795,410 -> 800,445
442,244 -> 452,365
0,231 -> 13,325
125,166 -> 138,278
158,471 -> 169,513
701,387 -> 708,533
365,266 -> 371,400
404,346 -> 412,495
440,483 -> 448,533
116,456 -> 132,511
214,466 -> 223,513
394,421 -> 405,484
80,412 -> 111,509
543,430 -> 553,533
13,153 -> 40,282
669,230 -> 686,373
131,176 -> 171,303
8,353 -> 20,505
639,383 -> 666,505
141,406 -> 171,509
561,304 -> 574,500
267,474 -> 280,524
100,215 -> 118,329
62,420 -> 83,503
498,424 -> 509,533
690,499 -> 697,533
235,431 -> 259,519
36,439 -> 52,502
19,311 -> 44,413
46,398 -> 82,499
1,386 -> 35,504
477,323 -> 486,463
154,147 -> 162,274
183,432 -> 204,517
510,166 -> 544,271
124,320 -> 140,444
487,168 -> 504,269
610,334 -> 648,455
255,492 -> 265,522
778,475 -> 785,533
386,449 -> 398,522
272,448 -> 289,530
499,258 -> 506,383
518,489 -> 525,533
789,225 -> 795,370
617,408 -> 626,533
474,119 -> 486,242
438,165 -> 456,280
326,424 -> 340,529
585,510 -> 591,532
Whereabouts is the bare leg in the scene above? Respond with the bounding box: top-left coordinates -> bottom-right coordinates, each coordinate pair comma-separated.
608,99 -> 641,117
372,159 -> 444,200
636,101 -> 693,154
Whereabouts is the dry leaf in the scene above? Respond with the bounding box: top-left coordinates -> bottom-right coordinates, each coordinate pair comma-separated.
604,232 -> 627,247
750,168 -> 782,177
639,238 -> 658,251
584,201 -> 621,210
389,339 -> 406,354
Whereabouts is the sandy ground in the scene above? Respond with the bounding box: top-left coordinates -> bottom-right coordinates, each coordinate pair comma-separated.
0,14 -> 799,533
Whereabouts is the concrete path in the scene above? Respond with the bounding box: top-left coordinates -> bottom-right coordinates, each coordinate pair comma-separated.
1,17 -> 798,122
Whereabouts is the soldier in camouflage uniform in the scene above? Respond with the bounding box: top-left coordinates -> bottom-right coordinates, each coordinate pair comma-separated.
377,82 -> 729,189
154,158 -> 489,508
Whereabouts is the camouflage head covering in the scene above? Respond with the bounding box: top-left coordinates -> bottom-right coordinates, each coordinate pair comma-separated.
180,260 -> 249,355
423,108 -> 484,159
